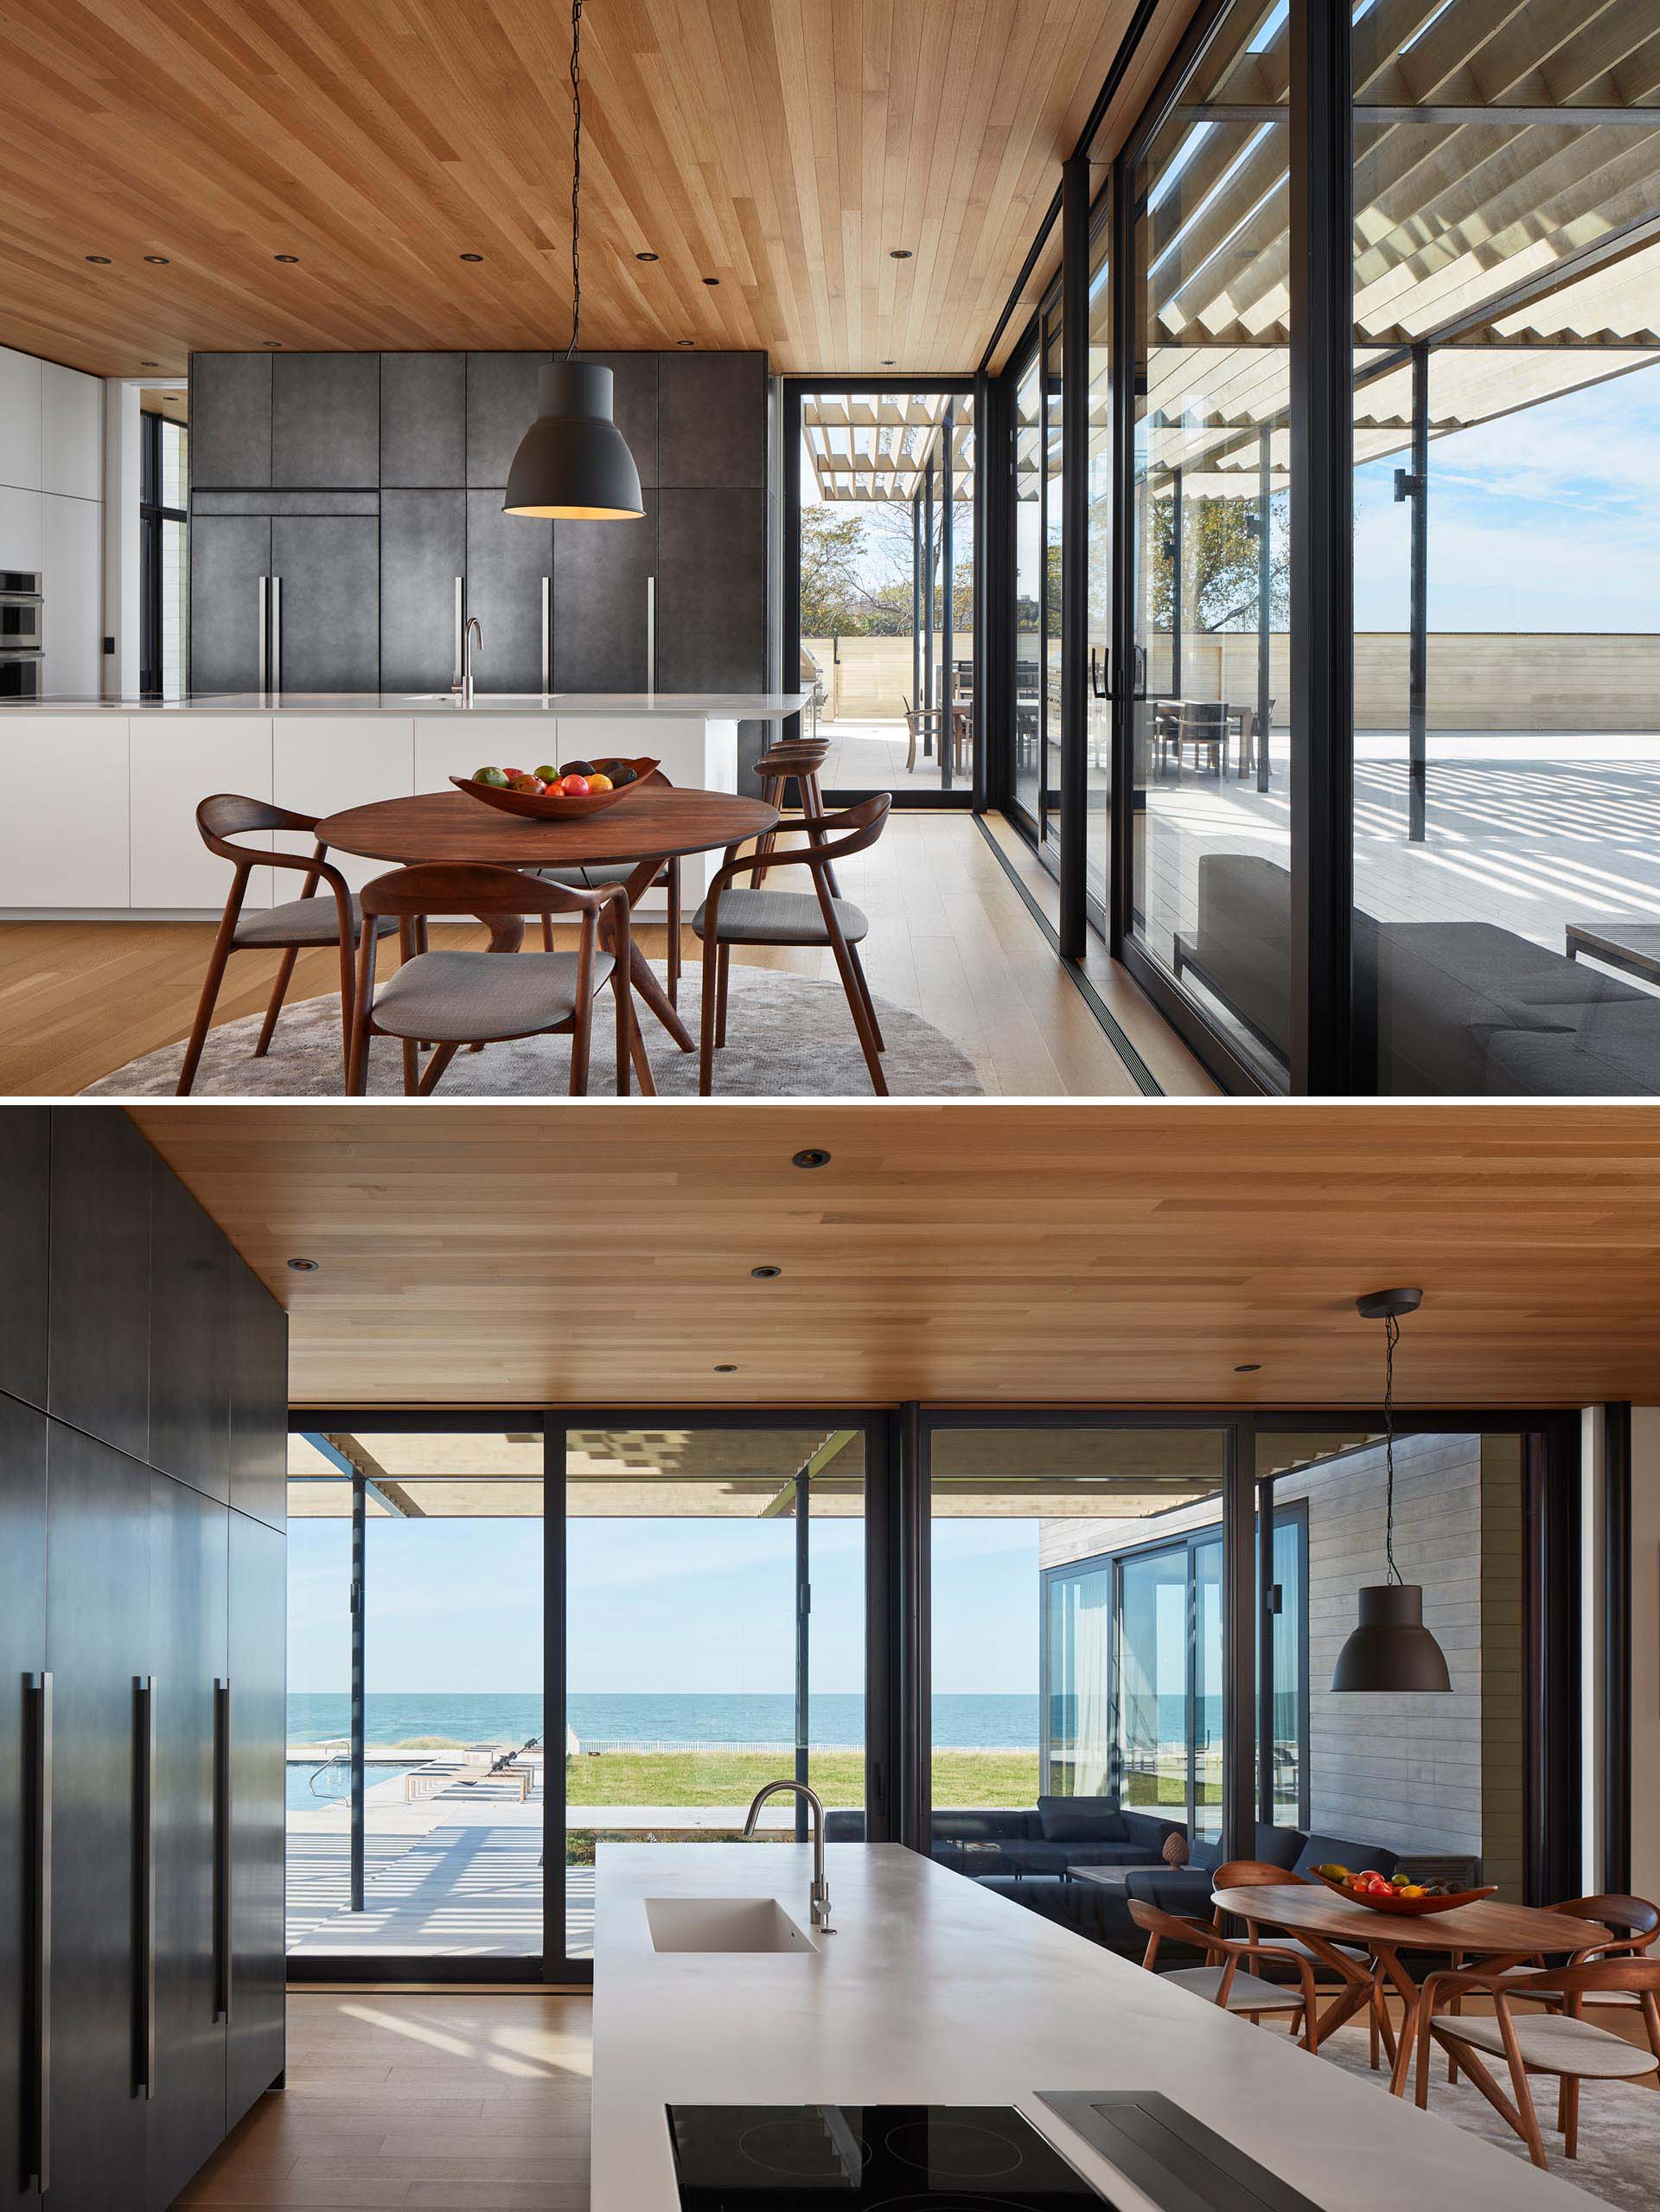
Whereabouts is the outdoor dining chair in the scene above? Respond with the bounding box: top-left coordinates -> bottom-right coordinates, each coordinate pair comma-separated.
178,793 -> 400,1095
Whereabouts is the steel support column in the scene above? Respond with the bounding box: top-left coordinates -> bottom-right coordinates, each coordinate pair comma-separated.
1288,0 -> 1354,1094
911,490 -> 923,720
923,460 -> 936,745
941,401 -> 955,792
349,1473 -> 366,1912
1256,1473 -> 1276,1825
1256,428 -> 1273,794
1058,153 -> 1091,958
795,1461 -> 811,1840
1406,342 -> 1429,843
544,1418 -> 568,1977
1170,464 -> 1184,703
899,1403 -> 929,1851
1223,1416 -> 1258,1864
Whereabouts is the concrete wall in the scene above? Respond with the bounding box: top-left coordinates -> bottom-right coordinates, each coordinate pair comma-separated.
1038,1433 -> 1528,1885
808,628 -> 1660,732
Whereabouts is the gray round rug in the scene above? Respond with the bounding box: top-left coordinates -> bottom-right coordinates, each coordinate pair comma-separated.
81,962 -> 982,1098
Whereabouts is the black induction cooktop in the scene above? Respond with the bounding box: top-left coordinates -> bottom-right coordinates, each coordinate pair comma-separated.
666,2103 -> 1117,2209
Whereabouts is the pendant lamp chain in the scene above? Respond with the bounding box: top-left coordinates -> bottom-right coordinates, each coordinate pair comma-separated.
1382,1310 -> 1401,1587
567,0 -> 583,360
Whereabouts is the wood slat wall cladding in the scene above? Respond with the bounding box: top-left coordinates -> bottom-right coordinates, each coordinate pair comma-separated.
126,1103 -> 1660,1410
1,0 -> 1147,379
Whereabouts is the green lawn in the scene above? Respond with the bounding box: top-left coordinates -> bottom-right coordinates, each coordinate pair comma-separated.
564,1748 -> 1040,1808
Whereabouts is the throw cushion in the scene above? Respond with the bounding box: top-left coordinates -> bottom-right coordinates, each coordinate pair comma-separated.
1037,1795 -> 1127,1843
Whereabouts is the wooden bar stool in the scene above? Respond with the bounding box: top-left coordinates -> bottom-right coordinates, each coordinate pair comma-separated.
750,736 -> 841,897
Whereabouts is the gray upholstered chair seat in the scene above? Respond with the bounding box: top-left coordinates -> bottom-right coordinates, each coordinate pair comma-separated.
368,949 -> 613,1043
1433,2011 -> 1656,2079
1162,1964 -> 1306,2013
693,888 -> 870,945
233,895 -> 397,949
1266,1936 -> 1368,1968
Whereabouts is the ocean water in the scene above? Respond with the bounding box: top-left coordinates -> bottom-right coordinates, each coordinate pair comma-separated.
286,1691 -> 1041,1749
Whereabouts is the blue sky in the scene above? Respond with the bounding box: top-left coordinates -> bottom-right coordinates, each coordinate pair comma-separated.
1355,366 -> 1660,634
288,1515 -> 1044,1697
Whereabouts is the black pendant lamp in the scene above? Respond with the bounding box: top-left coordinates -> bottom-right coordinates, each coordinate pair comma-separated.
504,0 -> 643,522
1331,1288 -> 1452,1695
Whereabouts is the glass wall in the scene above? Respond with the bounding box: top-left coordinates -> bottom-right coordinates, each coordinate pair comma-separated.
140,407 -> 188,699
797,387 -> 975,796
561,1427 -> 865,1960
284,1428 -> 544,1962
1086,204 -> 1114,913
1012,352 -> 1044,829
1350,1 -> 1660,1096
1127,0 -> 1293,1084
926,1424 -> 1226,1842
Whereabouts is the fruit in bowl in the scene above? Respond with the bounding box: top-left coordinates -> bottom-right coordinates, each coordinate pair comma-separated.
474,765 -> 509,788
453,755 -> 661,818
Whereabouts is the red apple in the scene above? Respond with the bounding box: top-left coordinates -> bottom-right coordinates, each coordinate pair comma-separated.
559,773 -> 591,796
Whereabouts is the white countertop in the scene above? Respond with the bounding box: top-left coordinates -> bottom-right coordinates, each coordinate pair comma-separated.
591,1844 -> 1593,2212
3,690 -> 811,719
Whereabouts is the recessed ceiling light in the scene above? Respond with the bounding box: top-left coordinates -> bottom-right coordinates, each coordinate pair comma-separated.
85,254 -> 112,265
702,276 -> 719,286
274,253 -> 300,263
882,359 -> 895,366
750,1265 -> 782,1280
791,1148 -> 831,1170
262,340 -> 282,347
713,1363 -> 737,1373
635,250 -> 659,262
141,359 -> 159,367
286,1256 -> 319,1272
890,248 -> 912,259
677,338 -> 694,346
1234,1362 -> 1261,1373
144,254 -> 170,265
460,252 -> 484,262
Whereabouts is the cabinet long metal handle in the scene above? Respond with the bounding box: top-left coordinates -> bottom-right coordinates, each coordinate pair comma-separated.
258,575 -> 269,692
455,577 -> 465,689
213,1678 -> 232,2023
646,573 -> 655,697
133,1676 -> 156,2100
271,576 -> 283,694
541,576 -> 552,694
24,1672 -> 51,2195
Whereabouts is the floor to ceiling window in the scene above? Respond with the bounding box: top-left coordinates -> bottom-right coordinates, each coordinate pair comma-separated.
1349,0 -> 1660,1096
139,404 -> 188,698
1126,0 -> 1293,1086
1012,349 -> 1044,830
1086,199 -> 1114,918
557,1425 -> 866,1963
791,384 -> 976,801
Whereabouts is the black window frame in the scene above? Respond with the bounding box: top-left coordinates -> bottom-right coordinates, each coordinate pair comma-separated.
139,406 -> 188,699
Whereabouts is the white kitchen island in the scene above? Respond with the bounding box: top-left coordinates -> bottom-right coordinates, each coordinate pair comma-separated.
592,1843 -> 1593,2212
0,690 -> 809,917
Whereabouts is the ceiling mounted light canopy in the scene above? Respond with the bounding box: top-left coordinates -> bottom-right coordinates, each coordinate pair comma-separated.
504,0 -> 642,523
1331,1288 -> 1452,1696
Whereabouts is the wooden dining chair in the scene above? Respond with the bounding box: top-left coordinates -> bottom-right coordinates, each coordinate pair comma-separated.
178,794 -> 402,1095
693,792 -> 892,1096
1440,1891 -> 1659,2082
526,768 -> 681,1005
1211,1860 -> 1389,2067
1414,1959 -> 1660,2168
347,863 -> 639,1097
1128,1899 -> 1322,2050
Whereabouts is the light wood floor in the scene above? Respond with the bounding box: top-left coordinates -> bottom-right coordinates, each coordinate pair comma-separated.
176,1992 -> 592,2209
0,814 -> 1212,1097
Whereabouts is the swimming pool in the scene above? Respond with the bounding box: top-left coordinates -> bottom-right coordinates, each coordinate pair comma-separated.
285,1760 -> 426,1812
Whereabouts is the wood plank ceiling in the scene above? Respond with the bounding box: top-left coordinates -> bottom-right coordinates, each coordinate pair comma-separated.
0,0 -> 1146,379
131,1103 -> 1660,1411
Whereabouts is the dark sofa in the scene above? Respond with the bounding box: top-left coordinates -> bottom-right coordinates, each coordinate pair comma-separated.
1172,852 -> 1659,1095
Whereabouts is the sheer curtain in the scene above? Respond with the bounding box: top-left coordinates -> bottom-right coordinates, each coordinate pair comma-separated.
1073,1571 -> 1113,1795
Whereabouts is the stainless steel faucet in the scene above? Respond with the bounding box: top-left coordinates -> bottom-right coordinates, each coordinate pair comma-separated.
743,1780 -> 834,1932
458,614 -> 483,705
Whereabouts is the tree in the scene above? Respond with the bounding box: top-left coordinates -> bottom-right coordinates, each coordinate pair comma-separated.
799,507 -> 870,636
1150,490 -> 1289,633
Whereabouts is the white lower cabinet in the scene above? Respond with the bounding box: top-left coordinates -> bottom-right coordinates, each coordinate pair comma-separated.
130,717 -> 274,909
274,715 -> 416,892
412,714 -> 565,795
0,713 -> 130,906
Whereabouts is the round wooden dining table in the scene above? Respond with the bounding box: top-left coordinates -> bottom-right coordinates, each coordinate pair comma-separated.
1213,1883 -> 1612,2096
315,784 -> 781,1075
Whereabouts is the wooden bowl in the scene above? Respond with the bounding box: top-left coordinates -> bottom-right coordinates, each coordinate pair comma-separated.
450,758 -> 660,820
1314,1873 -> 1497,1916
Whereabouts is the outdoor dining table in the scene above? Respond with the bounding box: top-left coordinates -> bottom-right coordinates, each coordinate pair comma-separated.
1212,1883 -> 1612,2096
315,784 -> 781,1090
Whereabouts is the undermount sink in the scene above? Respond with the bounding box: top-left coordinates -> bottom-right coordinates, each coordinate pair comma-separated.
645,1896 -> 819,1954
